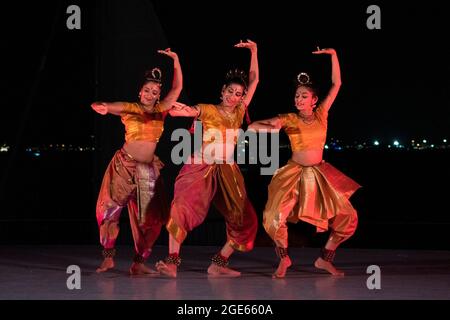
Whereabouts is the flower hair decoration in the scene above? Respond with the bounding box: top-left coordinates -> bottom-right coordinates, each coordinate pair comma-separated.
226,68 -> 248,88
296,72 -> 312,86
145,67 -> 162,84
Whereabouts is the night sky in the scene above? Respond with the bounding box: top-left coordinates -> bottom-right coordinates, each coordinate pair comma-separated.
2,1 -> 449,146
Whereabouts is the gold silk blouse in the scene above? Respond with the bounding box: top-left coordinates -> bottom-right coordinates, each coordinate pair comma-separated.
279,105 -> 328,151
120,102 -> 164,142
196,103 -> 246,144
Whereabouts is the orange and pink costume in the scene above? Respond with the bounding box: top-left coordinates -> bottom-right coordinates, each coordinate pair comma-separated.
263,105 -> 360,248
166,103 -> 258,251
96,102 -> 168,260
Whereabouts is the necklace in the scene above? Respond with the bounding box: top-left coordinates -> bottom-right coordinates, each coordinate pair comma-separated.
138,102 -> 153,113
218,106 -> 235,122
298,112 -> 315,125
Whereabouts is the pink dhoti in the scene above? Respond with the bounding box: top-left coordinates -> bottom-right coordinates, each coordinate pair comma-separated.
166,160 -> 257,252
96,148 -> 169,259
263,160 -> 360,248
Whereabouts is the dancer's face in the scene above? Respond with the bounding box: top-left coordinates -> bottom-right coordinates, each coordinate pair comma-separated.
294,86 -> 318,112
220,83 -> 245,108
139,82 -> 161,106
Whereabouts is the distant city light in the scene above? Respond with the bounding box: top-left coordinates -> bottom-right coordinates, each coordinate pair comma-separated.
0,146 -> 9,152
10,136 -> 450,157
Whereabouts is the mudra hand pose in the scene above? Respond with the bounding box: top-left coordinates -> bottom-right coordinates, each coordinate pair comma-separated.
156,40 -> 259,278
249,48 -> 360,278
91,48 -> 183,275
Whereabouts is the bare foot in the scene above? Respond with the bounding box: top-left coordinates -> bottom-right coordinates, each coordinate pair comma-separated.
96,257 -> 114,273
272,256 -> 292,279
155,260 -> 177,278
314,257 -> 345,276
207,263 -> 241,277
129,262 -> 158,275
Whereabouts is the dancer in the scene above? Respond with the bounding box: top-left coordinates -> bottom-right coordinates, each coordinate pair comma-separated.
91,48 -> 182,275
156,40 -> 259,278
249,48 -> 360,277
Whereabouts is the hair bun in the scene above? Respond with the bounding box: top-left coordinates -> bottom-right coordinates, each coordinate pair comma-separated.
144,67 -> 162,83
296,72 -> 312,86
225,68 -> 248,88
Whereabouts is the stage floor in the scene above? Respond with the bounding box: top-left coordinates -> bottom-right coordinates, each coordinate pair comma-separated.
1,245 -> 449,300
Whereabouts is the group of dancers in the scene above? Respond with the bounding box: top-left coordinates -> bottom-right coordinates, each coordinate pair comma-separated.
91,40 -> 360,279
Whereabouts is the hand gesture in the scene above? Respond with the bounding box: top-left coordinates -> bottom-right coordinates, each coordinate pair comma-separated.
157,48 -> 179,60
234,39 -> 257,52
312,47 -> 336,55
172,101 -> 189,111
169,102 -> 199,117
91,102 -> 107,115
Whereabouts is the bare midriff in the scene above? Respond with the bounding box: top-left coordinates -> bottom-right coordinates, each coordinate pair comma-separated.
291,149 -> 323,166
123,141 -> 157,163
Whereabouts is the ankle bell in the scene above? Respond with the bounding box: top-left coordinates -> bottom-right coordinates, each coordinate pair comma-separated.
211,253 -> 229,267
320,247 -> 336,262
